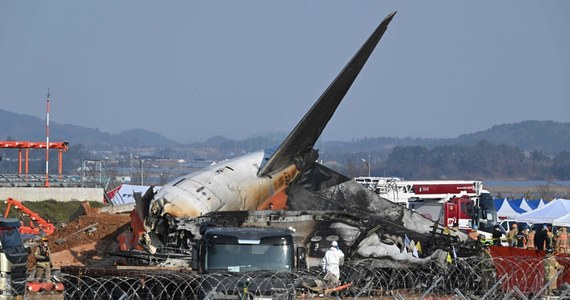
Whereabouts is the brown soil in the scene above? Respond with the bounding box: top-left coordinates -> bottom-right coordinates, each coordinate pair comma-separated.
28,208 -> 132,269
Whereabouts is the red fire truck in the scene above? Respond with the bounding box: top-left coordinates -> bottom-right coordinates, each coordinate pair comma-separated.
354,177 -> 498,231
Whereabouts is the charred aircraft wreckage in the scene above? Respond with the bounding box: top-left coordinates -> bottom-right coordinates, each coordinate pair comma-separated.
132,11 -> 482,270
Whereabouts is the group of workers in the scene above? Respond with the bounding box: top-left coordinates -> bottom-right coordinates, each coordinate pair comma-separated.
470,223 -> 567,296
485,223 -> 569,253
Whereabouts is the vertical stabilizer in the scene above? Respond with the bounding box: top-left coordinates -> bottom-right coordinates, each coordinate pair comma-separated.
258,11 -> 396,177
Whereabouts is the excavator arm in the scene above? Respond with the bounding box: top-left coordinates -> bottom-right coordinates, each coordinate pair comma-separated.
4,198 -> 55,236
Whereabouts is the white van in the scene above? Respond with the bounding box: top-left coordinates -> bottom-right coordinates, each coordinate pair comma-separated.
499,219 -> 532,232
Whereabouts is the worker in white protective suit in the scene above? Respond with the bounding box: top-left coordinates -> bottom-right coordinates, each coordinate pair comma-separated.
321,240 -> 345,286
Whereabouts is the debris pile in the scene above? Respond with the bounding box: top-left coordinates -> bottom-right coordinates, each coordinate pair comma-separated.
29,211 -> 131,268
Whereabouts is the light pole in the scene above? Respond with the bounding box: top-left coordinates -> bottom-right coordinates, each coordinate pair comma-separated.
135,156 -> 144,185
139,158 -> 144,185
361,158 -> 371,177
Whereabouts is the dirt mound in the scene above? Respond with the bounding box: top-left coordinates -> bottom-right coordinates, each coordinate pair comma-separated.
29,210 -> 133,269
49,213 -> 131,253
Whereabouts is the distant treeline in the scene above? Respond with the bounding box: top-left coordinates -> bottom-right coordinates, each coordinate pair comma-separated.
1,140 -> 569,182
325,141 -> 570,180
2,107 -> 570,181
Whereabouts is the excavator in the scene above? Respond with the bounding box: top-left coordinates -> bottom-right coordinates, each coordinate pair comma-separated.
3,198 -> 55,237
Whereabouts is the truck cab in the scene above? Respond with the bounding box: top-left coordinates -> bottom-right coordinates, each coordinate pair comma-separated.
199,227 -> 296,273
0,218 -> 28,298
197,226 -> 303,299
443,195 -> 477,230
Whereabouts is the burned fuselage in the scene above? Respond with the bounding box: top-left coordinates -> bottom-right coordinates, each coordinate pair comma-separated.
135,12 -> 480,265
141,11 -> 398,253
139,163 -> 478,268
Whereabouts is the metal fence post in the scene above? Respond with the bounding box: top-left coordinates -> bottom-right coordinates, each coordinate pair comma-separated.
353,280 -> 372,299
393,293 -> 405,300
419,276 -> 442,300
481,274 -> 507,300
559,282 -> 570,298
530,269 -> 564,300
454,288 -> 468,300
512,286 -> 529,300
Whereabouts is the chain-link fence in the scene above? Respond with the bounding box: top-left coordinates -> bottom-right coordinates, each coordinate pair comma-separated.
18,256 -> 570,299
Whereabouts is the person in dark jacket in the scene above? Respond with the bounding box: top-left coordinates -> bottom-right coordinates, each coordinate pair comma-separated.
534,225 -> 548,251
492,225 -> 503,246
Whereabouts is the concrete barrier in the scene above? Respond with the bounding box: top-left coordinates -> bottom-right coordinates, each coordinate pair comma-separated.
0,187 -> 104,202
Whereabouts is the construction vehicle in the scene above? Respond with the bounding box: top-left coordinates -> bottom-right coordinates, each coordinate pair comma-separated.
3,198 -> 55,237
0,218 -> 28,298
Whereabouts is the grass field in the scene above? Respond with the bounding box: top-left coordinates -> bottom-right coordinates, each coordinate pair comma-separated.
0,200 -> 105,226
487,185 -> 570,200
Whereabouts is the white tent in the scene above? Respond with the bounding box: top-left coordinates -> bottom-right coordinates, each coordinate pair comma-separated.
553,213 -> 570,227
525,199 -> 546,210
519,199 -> 534,212
516,198 -> 570,224
496,200 -> 527,218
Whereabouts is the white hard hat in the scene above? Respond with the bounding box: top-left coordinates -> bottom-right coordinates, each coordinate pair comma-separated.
331,240 -> 338,247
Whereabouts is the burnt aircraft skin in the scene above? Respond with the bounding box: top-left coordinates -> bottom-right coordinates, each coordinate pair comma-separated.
167,208 -> 475,269
286,163 -> 469,240
142,12 -> 397,250
153,164 -> 476,268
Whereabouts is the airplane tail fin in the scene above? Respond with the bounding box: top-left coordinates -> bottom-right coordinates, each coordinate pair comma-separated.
258,11 -> 396,177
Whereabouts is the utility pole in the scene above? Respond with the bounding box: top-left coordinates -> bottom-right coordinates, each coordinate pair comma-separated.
45,89 -> 50,187
361,158 -> 371,177
139,158 -> 144,185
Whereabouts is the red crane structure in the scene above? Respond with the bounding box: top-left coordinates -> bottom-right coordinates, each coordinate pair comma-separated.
0,141 -> 69,178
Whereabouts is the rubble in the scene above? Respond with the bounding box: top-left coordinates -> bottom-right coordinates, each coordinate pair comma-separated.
28,212 -> 131,269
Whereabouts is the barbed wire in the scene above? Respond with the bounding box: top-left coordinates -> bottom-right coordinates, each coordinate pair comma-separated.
17,256 -> 570,299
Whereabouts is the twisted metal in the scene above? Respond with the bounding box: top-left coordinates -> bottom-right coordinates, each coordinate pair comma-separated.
17,256 -> 570,299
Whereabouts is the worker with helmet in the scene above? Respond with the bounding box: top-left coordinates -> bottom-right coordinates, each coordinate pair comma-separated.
544,248 -> 564,296
34,237 -> 52,282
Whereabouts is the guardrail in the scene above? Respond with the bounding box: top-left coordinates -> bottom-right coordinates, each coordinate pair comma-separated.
0,173 -> 102,188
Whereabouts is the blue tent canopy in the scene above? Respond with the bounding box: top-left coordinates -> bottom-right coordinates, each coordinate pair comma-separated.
494,198 -> 506,211
497,199 -> 527,218
526,199 -> 543,210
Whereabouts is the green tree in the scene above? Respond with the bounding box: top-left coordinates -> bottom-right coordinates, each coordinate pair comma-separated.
551,151 -> 570,180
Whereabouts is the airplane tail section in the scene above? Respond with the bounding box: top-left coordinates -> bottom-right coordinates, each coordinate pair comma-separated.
258,11 -> 396,177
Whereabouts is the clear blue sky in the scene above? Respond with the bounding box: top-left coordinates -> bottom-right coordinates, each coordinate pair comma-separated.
1,1 -> 568,143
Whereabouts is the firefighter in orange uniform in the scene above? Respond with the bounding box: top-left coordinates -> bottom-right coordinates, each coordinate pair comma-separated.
556,227 -> 568,254
544,249 -> 564,296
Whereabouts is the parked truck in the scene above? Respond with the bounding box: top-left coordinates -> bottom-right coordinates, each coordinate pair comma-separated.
197,226 -> 305,299
117,223 -> 306,299
0,218 -> 28,299
199,226 -> 304,274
